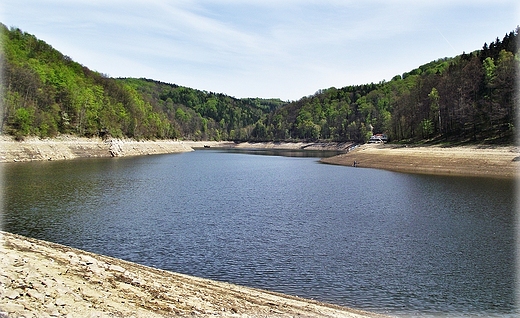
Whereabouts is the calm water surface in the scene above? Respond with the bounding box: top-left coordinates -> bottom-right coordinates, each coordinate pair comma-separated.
2,150 -> 517,317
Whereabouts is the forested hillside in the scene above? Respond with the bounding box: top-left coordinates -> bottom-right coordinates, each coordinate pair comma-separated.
0,24 -> 284,140
1,23 -> 518,144
120,78 -> 285,140
2,25 -> 168,139
258,28 -> 519,143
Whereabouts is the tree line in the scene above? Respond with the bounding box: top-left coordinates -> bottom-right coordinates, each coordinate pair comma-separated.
1,23 -> 518,144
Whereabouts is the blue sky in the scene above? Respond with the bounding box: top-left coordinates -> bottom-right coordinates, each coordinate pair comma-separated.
1,0 -> 518,100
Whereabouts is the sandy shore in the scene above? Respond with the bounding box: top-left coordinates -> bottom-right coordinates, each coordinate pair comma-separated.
0,231 -> 387,318
321,144 -> 520,178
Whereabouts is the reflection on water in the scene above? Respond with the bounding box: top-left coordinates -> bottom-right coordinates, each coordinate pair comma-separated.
2,150 -> 517,317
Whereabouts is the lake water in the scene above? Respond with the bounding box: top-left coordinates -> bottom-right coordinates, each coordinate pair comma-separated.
2,149 -> 517,317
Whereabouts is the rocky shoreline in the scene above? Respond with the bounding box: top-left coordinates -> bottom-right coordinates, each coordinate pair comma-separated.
0,231 -> 386,318
0,136 -> 356,163
0,135 -> 199,163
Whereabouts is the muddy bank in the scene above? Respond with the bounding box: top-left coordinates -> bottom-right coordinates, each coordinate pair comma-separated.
0,231 -> 387,318
321,144 -> 520,178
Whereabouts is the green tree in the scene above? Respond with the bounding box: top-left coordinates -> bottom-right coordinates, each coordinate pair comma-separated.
428,87 -> 441,133
13,107 -> 34,136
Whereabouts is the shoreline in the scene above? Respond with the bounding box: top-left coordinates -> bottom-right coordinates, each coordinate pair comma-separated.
0,135 -> 203,163
320,143 -> 520,179
0,136 -> 355,163
1,135 -> 518,178
0,231 -> 386,317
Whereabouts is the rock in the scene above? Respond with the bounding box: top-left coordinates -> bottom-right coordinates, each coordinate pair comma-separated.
80,255 -> 98,266
131,278 -> 142,286
41,278 -> 55,288
66,252 -> 80,265
20,311 -> 39,318
55,284 -> 71,295
81,288 -> 102,300
87,263 -> 105,277
1,302 -> 25,313
25,270 -> 43,283
0,275 -> 10,285
108,264 -> 126,273
55,297 -> 68,306
33,281 -> 48,293
5,289 -> 22,299
108,139 -> 124,157
12,278 -> 28,290
88,310 -> 108,318
17,309 -> 36,318
46,304 -> 60,316
26,289 -> 45,301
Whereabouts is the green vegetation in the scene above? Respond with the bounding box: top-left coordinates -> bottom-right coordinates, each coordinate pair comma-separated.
1,23 -> 518,144
261,28 -> 519,143
0,24 -> 284,140
1,24 -> 171,140
120,78 -> 286,141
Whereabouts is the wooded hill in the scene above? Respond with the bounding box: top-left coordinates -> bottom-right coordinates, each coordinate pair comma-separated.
1,23 -> 285,141
258,28 -> 519,144
1,23 -> 518,144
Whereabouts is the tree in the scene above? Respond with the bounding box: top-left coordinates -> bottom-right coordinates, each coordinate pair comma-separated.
13,107 -> 34,136
428,87 -> 441,134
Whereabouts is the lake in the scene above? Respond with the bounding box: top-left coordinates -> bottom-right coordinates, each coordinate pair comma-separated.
2,149 -> 517,317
